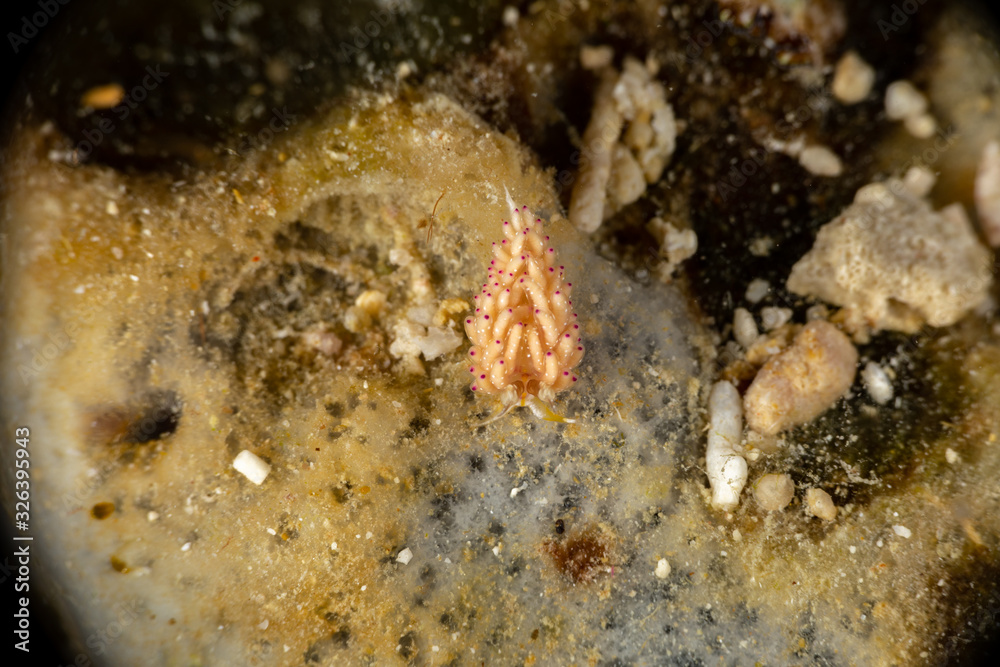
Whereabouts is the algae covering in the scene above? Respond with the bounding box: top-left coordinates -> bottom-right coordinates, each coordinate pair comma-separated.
1,1 -> 999,666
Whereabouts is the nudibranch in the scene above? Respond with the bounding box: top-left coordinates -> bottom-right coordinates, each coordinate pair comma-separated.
464,190 -> 584,424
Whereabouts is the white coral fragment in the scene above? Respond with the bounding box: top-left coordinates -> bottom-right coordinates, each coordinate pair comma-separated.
787,172 -> 993,332
647,217 -> 697,280
570,56 -> 678,232
706,381 -> 748,511
569,69 -> 623,233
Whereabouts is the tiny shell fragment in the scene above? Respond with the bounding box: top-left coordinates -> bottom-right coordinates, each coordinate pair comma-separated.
831,51 -> 875,104
798,145 -> 843,177
804,488 -> 838,521
744,320 -> 858,435
754,473 -> 795,511
861,361 -> 893,405
233,450 -> 271,485
885,80 -> 928,120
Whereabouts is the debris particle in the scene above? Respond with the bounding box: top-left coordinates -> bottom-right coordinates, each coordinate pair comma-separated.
355,289 -> 387,316
233,449 -> 271,485
804,488 -> 838,521
81,83 -> 125,109
396,548 -> 413,565
884,80 -> 928,121
745,278 -> 770,304
945,448 -> 959,464
580,45 -> 614,70
831,50 -> 875,104
91,502 -> 115,520
654,558 -> 671,579
884,80 -> 937,139
648,217 -> 697,280
754,473 -> 795,511
892,525 -> 912,539
733,308 -> 759,348
861,361 -> 893,405
502,5 -> 519,27
760,307 -> 792,331
744,321 -> 857,435
797,145 -> 843,177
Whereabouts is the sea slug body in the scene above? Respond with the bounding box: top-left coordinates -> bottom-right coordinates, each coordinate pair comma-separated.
464,191 -> 584,423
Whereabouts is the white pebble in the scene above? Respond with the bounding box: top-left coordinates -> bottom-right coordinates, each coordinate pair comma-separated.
580,44 -> 614,70
798,145 -> 843,177
861,362 -> 893,405
502,5 -> 519,27
904,113 -> 936,139
831,51 -> 875,104
733,307 -> 759,348
945,448 -> 959,464
745,278 -> 770,304
892,524 -> 912,539
804,487 -> 838,521
233,449 -> 271,485
885,80 -> 928,121
760,307 -> 793,331
147,511 -> 159,522
654,558 -> 671,579
396,548 -> 413,565
754,473 -> 795,511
